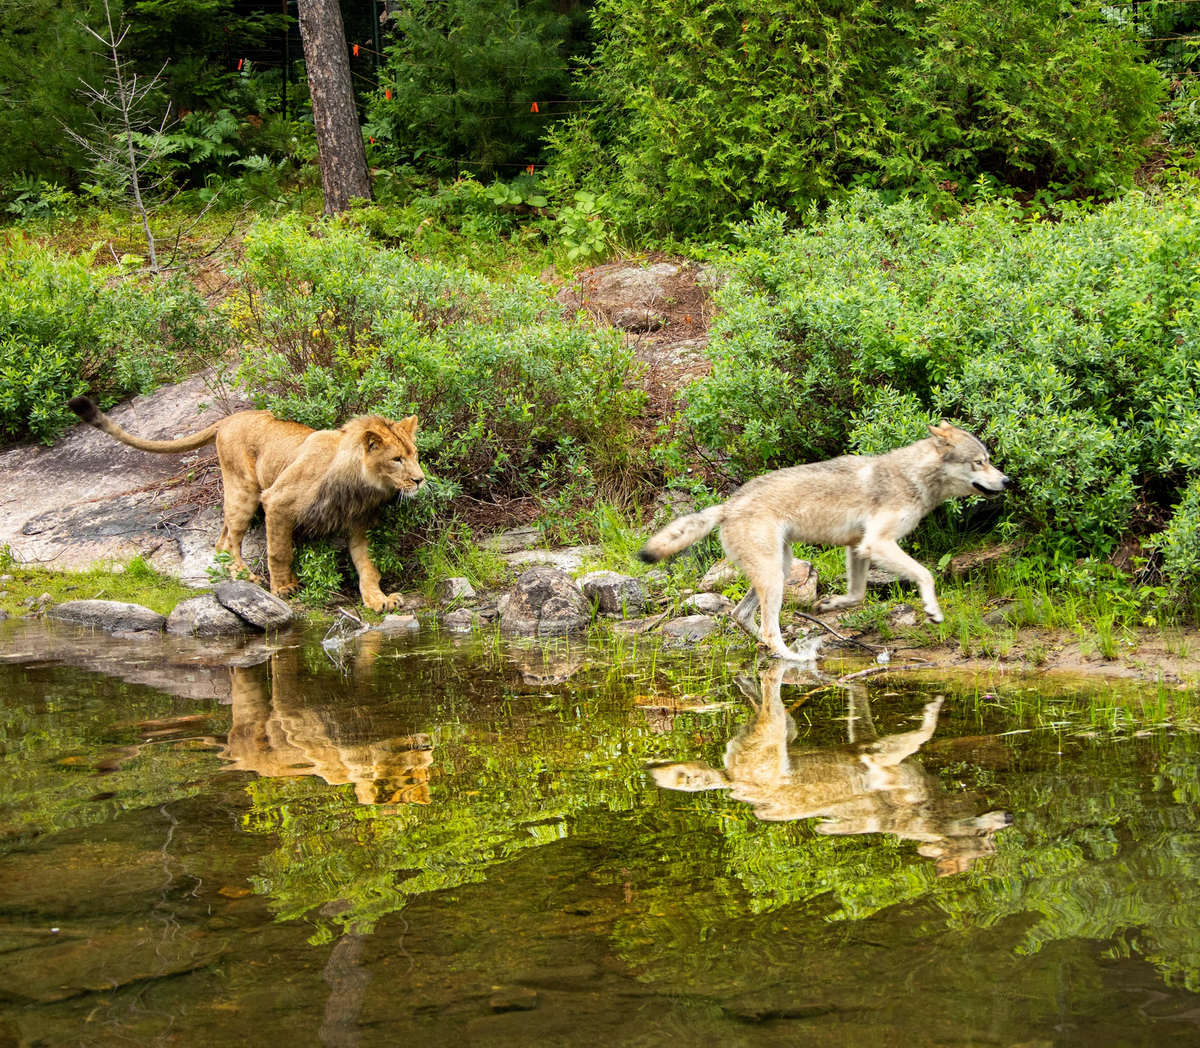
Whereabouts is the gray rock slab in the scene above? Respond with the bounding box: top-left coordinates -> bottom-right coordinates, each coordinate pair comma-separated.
375,613 -> 420,632
47,600 -> 166,633
0,370 -> 249,572
503,546 -> 602,574
500,566 -> 592,635
661,614 -> 717,642
577,570 -> 647,616
213,580 -> 294,630
167,593 -> 255,636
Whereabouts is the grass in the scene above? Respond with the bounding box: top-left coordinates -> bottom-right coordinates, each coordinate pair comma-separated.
0,553 -> 198,618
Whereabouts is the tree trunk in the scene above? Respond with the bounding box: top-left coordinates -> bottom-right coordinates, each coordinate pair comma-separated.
296,0 -> 372,214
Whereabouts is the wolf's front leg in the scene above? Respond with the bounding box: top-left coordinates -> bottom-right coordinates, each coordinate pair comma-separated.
864,539 -> 942,622
349,526 -> 400,612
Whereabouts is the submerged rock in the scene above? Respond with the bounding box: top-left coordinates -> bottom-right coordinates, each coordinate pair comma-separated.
166,594 -> 254,636
212,580 -> 293,630
577,570 -> 647,617
500,566 -> 592,635
662,614 -> 717,642
47,600 -> 165,633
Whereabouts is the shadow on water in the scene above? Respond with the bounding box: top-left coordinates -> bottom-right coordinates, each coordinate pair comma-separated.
3,617 -> 1200,1045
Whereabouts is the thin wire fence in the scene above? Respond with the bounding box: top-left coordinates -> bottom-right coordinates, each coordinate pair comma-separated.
1103,1 -> 1200,74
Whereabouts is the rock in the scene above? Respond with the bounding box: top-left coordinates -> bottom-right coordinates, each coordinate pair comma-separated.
0,610 -> 6,621
480,525 -> 541,553
653,490 -> 696,527
661,614 -> 717,642
212,580 -> 294,630
435,577 -> 476,604
443,608 -> 485,631
785,560 -> 818,604
613,611 -> 669,635
577,570 -> 647,617
867,568 -> 909,591
949,542 -> 1024,578
699,559 -> 740,593
983,596 -> 1047,628
47,600 -> 166,633
376,613 -> 420,632
683,592 -> 732,615
0,574 -> 11,581
502,545 -> 602,574
511,646 -> 584,685
500,567 -> 593,635
645,569 -> 670,585
887,603 -> 920,629
166,594 -> 254,636
556,262 -> 680,333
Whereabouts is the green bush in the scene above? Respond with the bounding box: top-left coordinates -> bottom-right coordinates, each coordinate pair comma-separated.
0,233 -> 225,444
234,215 -> 642,501
548,0 -> 1163,237
673,191 -> 1200,569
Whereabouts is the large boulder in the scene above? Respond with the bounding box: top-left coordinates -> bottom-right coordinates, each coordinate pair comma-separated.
212,580 -> 294,630
500,567 -> 592,635
683,592 -> 732,616
47,600 -> 165,633
166,594 -> 255,636
577,571 -> 647,617
557,263 -> 680,333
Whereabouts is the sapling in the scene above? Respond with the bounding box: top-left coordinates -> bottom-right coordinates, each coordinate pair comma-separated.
67,0 -> 170,271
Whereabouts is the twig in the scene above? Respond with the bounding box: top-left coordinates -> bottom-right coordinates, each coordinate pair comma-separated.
792,610 -> 883,652
833,662 -> 930,685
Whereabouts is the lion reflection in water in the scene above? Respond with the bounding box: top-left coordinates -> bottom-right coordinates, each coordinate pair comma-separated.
224,638 -> 433,805
651,663 -> 1009,876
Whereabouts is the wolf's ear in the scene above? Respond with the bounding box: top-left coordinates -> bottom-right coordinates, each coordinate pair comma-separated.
928,420 -> 959,447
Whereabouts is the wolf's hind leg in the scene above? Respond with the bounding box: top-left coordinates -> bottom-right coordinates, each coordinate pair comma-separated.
731,589 -> 761,641
814,547 -> 869,613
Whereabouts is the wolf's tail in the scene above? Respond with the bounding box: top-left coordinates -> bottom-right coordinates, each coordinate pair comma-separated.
637,504 -> 725,564
68,396 -> 224,454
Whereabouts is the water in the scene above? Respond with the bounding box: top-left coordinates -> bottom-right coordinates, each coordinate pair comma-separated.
3,618 -> 1200,1046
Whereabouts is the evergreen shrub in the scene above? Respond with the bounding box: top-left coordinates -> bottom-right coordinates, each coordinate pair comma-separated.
674,191 -> 1200,571
0,233 -> 223,444
234,216 -> 642,500
550,0 -> 1163,237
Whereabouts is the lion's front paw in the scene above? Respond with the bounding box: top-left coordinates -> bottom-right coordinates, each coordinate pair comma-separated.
272,579 -> 300,599
363,591 -> 401,613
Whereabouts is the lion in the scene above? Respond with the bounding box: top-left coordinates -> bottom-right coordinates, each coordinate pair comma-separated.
67,396 -> 425,611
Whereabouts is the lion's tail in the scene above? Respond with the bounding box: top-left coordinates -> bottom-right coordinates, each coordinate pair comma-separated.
68,396 -> 224,453
637,504 -> 725,564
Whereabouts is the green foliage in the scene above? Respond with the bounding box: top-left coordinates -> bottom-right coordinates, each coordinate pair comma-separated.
0,233 -> 225,443
366,0 -> 586,174
557,190 -> 614,261
549,0 -> 1164,236
294,540 -> 345,605
673,191 -> 1200,573
1155,475 -> 1200,587
233,215 -> 643,499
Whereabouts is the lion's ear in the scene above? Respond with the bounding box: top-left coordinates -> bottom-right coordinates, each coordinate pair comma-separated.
399,415 -> 419,437
362,429 -> 384,453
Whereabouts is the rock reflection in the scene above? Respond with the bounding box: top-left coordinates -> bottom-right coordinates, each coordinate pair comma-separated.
651,662 -> 1009,876
225,639 -> 434,805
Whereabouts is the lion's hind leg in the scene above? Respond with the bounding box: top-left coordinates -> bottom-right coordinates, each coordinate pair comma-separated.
216,479 -> 263,583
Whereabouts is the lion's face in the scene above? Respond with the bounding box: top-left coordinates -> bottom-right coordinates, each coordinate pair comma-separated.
361,415 -> 425,497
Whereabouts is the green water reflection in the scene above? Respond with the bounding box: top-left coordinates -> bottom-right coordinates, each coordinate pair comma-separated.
2,619 -> 1200,1045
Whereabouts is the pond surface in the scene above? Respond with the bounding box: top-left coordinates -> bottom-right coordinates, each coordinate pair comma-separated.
2,618 -> 1200,1047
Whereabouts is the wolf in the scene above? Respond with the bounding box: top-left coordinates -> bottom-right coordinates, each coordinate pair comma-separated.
638,422 -> 1009,659
650,663 -> 1010,877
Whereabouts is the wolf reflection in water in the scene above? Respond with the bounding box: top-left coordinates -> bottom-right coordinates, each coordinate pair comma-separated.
651,663 -> 1010,877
